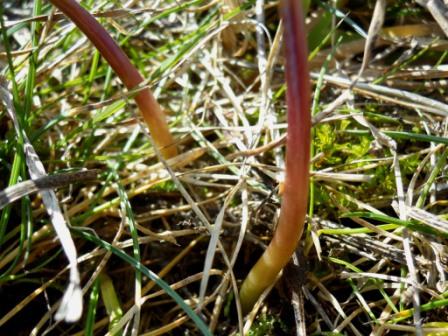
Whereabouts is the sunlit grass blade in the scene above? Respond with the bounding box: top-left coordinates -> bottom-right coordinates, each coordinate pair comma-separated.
99,273 -> 124,334
343,212 -> 448,239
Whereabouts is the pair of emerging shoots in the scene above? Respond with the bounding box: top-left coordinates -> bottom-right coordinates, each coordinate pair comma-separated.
50,0 -> 310,321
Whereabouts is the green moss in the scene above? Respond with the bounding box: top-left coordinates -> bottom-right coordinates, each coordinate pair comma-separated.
248,313 -> 288,336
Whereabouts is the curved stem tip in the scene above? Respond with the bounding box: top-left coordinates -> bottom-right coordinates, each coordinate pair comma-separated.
50,0 -> 177,158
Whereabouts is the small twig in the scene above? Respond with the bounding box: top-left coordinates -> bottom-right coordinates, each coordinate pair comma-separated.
0,169 -> 100,210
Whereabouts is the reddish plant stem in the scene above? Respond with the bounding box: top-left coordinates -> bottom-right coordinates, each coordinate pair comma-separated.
50,0 -> 177,158
239,0 -> 311,313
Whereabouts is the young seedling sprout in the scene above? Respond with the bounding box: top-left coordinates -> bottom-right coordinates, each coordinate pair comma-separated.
49,0 -> 177,159
239,0 -> 311,313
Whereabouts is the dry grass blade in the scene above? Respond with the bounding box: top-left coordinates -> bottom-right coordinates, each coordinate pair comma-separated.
417,0 -> 448,37
313,72 -> 448,116
0,81 -> 82,322
355,0 -> 386,82
199,180 -> 243,304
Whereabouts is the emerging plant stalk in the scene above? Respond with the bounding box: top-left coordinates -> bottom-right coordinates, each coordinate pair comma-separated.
50,0 -> 177,158
239,0 -> 311,313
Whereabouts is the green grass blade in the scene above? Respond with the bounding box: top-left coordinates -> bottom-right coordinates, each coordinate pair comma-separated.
73,229 -> 212,336
99,273 -> 124,335
343,212 -> 448,239
346,129 -> 448,145
84,279 -> 100,336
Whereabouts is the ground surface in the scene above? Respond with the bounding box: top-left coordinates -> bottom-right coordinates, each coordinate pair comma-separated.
1,0 -> 448,335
